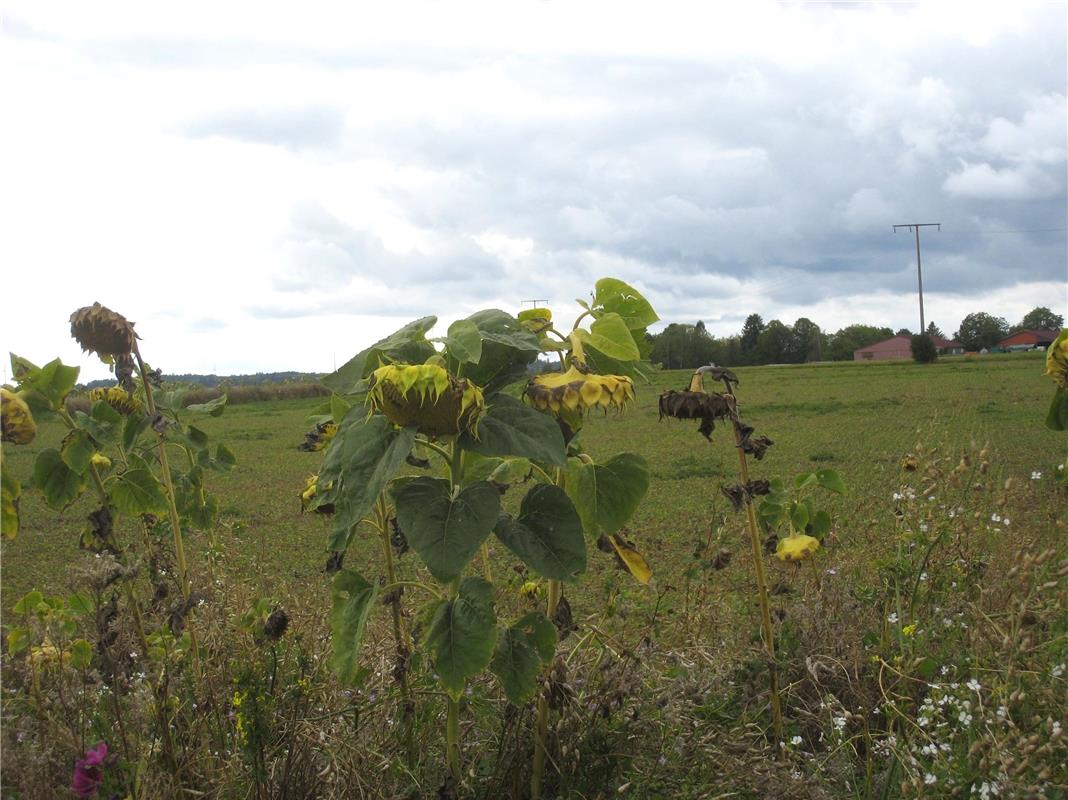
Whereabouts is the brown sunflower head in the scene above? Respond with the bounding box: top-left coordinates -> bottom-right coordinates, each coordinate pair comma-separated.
658,388 -> 733,440
1,388 -> 37,445
70,303 -> 139,357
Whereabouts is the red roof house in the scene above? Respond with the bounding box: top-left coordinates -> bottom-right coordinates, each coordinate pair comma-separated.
853,335 -> 964,361
996,329 -> 1061,351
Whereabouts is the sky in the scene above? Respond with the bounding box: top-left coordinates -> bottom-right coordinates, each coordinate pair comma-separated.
1,1 -> 1066,382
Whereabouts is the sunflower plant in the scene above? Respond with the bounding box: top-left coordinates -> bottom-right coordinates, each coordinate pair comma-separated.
301,278 -> 657,792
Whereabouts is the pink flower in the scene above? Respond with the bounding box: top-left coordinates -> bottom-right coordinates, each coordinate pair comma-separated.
71,742 -> 108,797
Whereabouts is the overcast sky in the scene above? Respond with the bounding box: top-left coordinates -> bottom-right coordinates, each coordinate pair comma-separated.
2,1 -> 1066,382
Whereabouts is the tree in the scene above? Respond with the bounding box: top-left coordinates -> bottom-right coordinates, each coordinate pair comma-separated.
955,312 -> 1008,351
755,320 -> 792,365
925,321 -> 945,338
896,328 -> 912,337
911,334 -> 937,363
740,314 -> 765,364
788,318 -> 823,363
1014,306 -> 1064,332
825,325 -> 894,361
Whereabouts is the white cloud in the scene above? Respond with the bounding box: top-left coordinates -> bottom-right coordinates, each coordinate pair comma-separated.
943,161 -> 1060,199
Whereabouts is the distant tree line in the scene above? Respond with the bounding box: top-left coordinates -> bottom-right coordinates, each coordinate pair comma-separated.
647,306 -> 1064,369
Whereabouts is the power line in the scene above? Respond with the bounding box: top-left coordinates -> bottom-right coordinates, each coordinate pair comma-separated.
982,228 -> 1068,234
893,222 -> 940,335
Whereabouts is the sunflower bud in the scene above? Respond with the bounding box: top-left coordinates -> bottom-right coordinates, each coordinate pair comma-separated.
525,365 -> 634,415
88,386 -> 142,416
368,363 -> 485,436
300,474 -> 334,515
1046,329 -> 1068,388
90,453 -> 112,471
297,421 -> 337,452
69,303 -> 139,357
775,534 -> 820,562
1,389 -> 36,445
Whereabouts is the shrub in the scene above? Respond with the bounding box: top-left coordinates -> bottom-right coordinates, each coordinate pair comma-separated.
911,334 -> 937,363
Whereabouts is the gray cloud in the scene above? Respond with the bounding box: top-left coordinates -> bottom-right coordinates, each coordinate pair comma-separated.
184,106 -> 346,150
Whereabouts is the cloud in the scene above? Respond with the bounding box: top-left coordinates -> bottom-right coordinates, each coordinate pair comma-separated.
943,161 -> 1060,199
185,106 -> 346,150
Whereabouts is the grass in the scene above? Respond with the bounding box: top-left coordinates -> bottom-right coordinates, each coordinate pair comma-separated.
2,351 -> 1065,797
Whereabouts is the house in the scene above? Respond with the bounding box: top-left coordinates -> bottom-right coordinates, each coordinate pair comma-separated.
996,329 -> 1061,352
853,334 -> 964,361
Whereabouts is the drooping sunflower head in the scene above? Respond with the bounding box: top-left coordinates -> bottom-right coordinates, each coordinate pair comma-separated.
368,362 -> 485,436
1046,329 -> 1068,388
88,386 -> 142,416
525,365 -> 634,416
300,474 -> 334,515
297,420 -> 337,452
69,303 -> 138,357
1,388 -> 36,445
775,534 -> 820,563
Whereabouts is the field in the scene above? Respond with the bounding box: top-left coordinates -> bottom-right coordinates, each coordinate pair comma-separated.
3,352 -> 1066,798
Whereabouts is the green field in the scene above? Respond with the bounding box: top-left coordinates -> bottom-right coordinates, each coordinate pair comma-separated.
3,351 -> 1065,798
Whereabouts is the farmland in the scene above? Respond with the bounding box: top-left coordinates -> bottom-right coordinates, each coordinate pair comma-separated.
3,351 -> 1066,798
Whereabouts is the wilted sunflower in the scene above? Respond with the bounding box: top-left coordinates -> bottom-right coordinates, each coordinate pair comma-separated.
775,534 -> 820,562
1,389 -> 36,445
368,362 -> 484,436
69,303 -> 138,357
525,364 -> 634,415
88,387 -> 142,416
297,420 -> 337,452
1046,329 -> 1068,388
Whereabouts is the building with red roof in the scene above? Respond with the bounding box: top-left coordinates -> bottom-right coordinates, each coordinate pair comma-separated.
996,330 -> 1060,351
853,334 -> 963,361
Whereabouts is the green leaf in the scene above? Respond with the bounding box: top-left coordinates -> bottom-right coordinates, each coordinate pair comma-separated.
13,591 -> 44,615
460,310 -> 542,394
461,454 -> 531,489
491,612 -> 557,705
1046,386 -> 1068,431
11,356 -> 80,413
442,319 -> 483,365
2,466 -> 21,539
591,278 -> 659,330
69,638 -> 92,669
330,569 -> 378,686
809,509 -> 832,540
425,576 -> 497,698
566,452 -> 649,537
214,443 -> 236,471
393,478 -> 500,583
815,469 -> 846,495
78,401 -> 124,445
185,425 -> 209,450
494,485 -> 586,581
67,594 -> 93,615
790,502 -> 809,532
459,394 -> 566,467
319,413 -> 416,551
794,472 -> 817,490
185,395 -> 227,417
33,449 -> 85,510
6,627 -> 29,656
323,316 -> 438,394
330,393 -> 352,425
61,430 -> 95,475
154,387 -> 189,412
123,413 -> 149,450
579,313 -> 640,361
109,463 -> 168,515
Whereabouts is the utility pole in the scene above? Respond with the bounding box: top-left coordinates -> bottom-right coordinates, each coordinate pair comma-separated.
893,222 -> 940,334
520,299 -> 549,310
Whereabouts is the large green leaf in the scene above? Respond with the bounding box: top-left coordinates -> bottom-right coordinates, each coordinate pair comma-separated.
318,412 -> 417,551
424,576 -> 497,697
459,394 -> 566,467
330,569 -> 378,686
61,430 -> 95,475
10,356 -> 80,414
392,478 -> 500,583
491,612 -> 557,705
109,459 -> 168,515
578,313 -> 640,361
185,395 -> 228,417
322,317 -> 438,394
462,310 -> 541,393
494,485 -> 586,581
32,449 -> 85,510
565,452 -> 649,537
815,469 -> 846,495
591,278 -> 659,330
441,319 -> 483,365
1,465 -> 20,539
583,342 -> 655,382
76,401 -> 124,446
